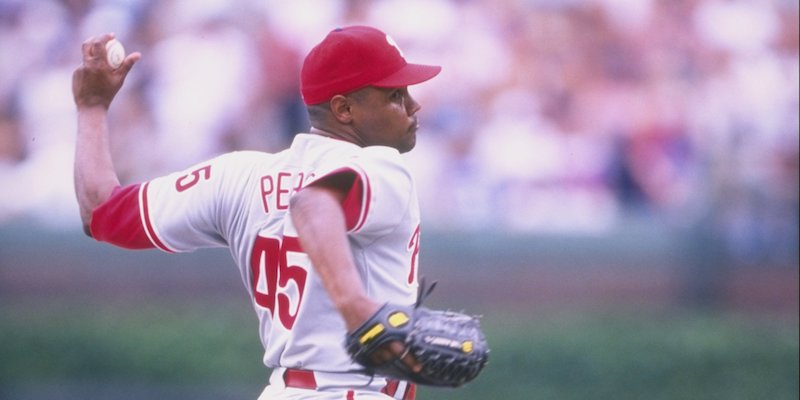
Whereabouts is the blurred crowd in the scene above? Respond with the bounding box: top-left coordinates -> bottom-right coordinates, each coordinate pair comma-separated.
0,0 -> 797,264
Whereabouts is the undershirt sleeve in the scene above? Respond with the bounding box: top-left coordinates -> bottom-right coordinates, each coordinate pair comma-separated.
90,183 -> 155,250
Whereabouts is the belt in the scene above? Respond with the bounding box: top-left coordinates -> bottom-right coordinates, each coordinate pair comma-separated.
283,368 -> 416,400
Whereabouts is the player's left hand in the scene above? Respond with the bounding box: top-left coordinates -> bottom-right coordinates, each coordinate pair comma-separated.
341,300 -> 423,373
367,337 -> 423,374
72,33 -> 140,110
345,303 -> 489,387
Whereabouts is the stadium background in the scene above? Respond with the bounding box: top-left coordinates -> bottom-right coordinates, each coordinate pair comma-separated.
0,0 -> 797,399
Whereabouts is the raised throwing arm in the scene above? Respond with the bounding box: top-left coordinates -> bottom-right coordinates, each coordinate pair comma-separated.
71,33 -> 140,234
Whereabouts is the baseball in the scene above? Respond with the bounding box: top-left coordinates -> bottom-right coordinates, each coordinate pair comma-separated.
105,39 -> 125,69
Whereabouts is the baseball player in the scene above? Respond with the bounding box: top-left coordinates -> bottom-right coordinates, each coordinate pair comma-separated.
72,26 -> 440,399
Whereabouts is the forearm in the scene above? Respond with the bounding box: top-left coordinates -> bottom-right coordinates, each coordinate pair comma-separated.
71,34 -> 141,233
290,187 -> 378,331
74,105 -> 120,232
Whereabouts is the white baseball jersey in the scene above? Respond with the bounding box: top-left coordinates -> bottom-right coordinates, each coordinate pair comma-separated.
90,133 -> 422,391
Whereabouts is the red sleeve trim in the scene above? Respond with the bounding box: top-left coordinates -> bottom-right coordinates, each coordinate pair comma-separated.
90,183 -> 154,250
140,181 -> 174,252
350,166 -> 370,232
308,167 -> 370,232
341,173 -> 364,231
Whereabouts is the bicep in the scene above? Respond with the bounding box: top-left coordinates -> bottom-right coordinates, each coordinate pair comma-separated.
298,169 -> 364,231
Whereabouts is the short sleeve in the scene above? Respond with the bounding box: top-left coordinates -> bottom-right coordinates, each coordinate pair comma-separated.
91,152 -> 254,253
305,146 -> 415,239
142,153 -> 255,252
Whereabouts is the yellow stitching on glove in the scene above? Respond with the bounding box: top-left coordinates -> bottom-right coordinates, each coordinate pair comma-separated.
388,312 -> 410,328
360,323 -> 385,344
462,341 -> 474,353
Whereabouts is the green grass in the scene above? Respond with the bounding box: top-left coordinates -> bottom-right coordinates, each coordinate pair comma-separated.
420,311 -> 799,400
1,302 -> 797,400
0,301 -> 265,385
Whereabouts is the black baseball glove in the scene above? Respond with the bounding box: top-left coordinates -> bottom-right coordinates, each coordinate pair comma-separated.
345,285 -> 489,387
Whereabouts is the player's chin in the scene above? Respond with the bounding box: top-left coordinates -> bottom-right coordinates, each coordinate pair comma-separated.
399,124 -> 419,153
398,132 -> 416,154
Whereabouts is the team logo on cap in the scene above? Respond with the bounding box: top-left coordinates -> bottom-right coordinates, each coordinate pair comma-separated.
385,34 -> 406,59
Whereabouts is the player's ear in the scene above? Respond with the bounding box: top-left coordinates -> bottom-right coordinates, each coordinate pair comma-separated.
329,94 -> 354,124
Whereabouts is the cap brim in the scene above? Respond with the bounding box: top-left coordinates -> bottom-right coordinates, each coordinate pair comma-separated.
371,63 -> 442,88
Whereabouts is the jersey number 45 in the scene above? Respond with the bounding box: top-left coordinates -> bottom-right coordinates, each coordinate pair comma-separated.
250,235 -> 307,330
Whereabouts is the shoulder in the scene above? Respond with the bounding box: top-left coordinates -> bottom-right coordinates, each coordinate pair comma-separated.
151,150 -> 283,196
352,146 -> 411,180
199,150 -> 284,179
213,150 -> 277,167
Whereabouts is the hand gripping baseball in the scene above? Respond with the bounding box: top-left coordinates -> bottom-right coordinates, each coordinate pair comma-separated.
345,281 -> 490,387
72,33 -> 140,110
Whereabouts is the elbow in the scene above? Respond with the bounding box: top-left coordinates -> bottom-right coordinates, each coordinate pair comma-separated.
76,187 -> 110,239
82,221 -> 93,238
75,183 -> 119,238
78,207 -> 95,238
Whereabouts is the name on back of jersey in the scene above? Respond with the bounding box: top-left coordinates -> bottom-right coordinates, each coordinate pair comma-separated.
260,171 -> 315,214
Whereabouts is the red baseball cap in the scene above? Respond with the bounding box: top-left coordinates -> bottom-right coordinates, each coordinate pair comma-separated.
300,26 -> 441,105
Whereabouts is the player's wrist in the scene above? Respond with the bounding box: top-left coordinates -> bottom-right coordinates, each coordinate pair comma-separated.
76,103 -> 110,114
338,296 -> 381,332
